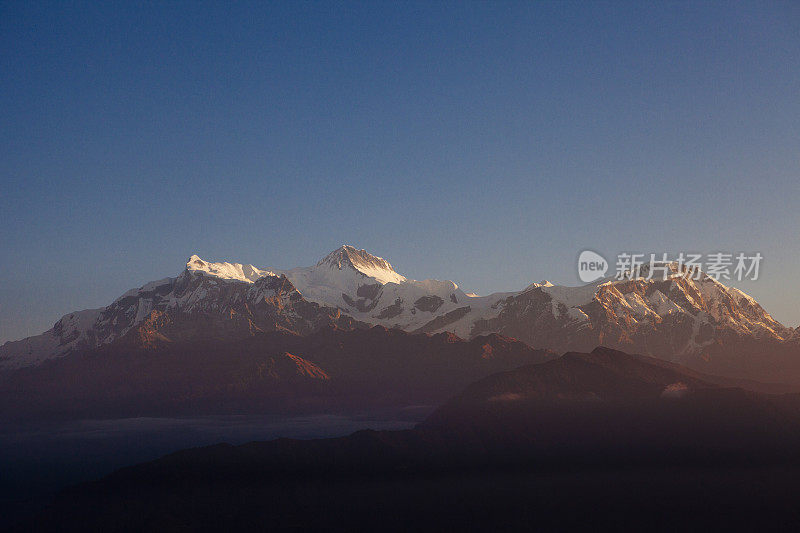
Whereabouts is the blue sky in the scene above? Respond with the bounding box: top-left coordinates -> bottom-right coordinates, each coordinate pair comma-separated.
1,0 -> 799,343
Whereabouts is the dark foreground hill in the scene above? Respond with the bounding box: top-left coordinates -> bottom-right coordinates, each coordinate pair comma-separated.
0,326 -> 551,422
18,348 -> 800,532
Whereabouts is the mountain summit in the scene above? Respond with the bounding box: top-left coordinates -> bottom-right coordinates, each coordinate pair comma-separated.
316,245 -> 406,285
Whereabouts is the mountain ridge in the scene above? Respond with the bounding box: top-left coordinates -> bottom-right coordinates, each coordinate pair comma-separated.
2,245 -> 797,384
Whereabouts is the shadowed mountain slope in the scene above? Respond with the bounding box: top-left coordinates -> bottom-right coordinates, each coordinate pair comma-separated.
0,326 -> 552,422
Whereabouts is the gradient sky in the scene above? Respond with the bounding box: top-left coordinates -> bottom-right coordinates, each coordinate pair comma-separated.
1,1 -> 799,343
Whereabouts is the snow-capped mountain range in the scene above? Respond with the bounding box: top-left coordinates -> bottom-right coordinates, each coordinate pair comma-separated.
1,245 -> 796,379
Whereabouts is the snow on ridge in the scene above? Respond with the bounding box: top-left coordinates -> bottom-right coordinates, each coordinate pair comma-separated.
349,262 -> 407,285
90,252 -> 800,339
186,254 -> 276,283
0,308 -> 104,369
117,277 -> 176,301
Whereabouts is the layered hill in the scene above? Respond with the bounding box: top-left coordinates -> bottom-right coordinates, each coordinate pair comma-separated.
23,347 -> 800,532
0,326 -> 551,421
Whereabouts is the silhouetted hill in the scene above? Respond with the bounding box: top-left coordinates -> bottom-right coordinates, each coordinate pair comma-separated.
0,326 -> 551,421
20,347 -> 800,531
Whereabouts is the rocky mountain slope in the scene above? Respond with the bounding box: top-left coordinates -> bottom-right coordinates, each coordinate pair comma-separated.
1,245 -> 796,383
0,260 -> 363,368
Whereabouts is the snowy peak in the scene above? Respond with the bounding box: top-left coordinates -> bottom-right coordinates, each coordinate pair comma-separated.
316,245 -> 406,285
524,280 -> 555,291
186,254 -> 275,283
